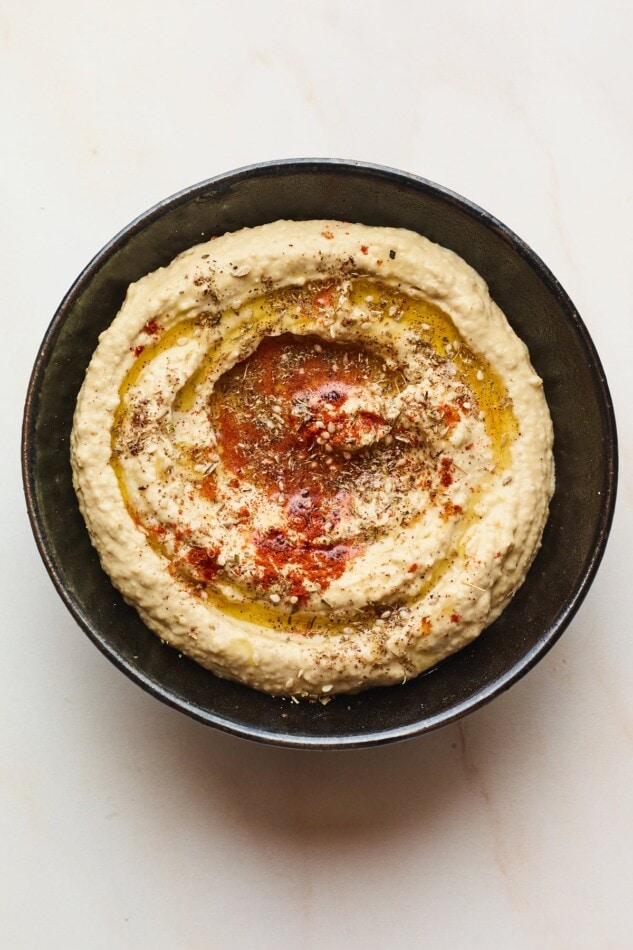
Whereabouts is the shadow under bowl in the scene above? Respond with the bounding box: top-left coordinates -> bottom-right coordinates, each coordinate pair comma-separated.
22,159 -> 618,749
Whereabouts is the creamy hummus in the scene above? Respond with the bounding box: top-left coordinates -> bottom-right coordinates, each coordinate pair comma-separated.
71,220 -> 554,698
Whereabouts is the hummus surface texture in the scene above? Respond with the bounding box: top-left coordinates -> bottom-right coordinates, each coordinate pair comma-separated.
71,220 -> 554,698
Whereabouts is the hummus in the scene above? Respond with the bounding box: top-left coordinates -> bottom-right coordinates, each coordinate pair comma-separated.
71,220 -> 554,699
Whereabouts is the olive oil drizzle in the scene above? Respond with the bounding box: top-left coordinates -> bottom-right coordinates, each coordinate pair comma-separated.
110,277 -> 518,635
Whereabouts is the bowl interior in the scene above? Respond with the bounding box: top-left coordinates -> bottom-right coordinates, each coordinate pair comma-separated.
23,160 -> 617,748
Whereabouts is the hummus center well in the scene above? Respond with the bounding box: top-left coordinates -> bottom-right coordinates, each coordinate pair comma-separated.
212,331 -> 401,597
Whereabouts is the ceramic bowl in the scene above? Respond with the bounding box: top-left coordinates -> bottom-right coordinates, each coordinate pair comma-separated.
22,159 -> 618,748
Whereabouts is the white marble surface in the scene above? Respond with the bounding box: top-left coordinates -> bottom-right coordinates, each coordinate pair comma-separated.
3,1 -> 632,946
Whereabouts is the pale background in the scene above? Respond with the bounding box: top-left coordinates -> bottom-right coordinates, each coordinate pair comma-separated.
3,2 -> 632,948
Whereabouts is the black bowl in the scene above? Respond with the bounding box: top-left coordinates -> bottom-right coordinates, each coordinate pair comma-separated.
22,159 -> 617,749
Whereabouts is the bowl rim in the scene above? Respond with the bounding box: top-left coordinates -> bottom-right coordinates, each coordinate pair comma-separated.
22,157 -> 619,749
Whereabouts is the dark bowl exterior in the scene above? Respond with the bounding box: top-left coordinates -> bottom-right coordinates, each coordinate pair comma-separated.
22,159 -> 618,748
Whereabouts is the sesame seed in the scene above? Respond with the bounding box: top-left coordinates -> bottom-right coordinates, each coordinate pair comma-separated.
269,593 -> 281,604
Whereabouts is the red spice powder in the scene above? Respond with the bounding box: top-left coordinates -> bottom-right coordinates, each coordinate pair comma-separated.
312,287 -> 335,310
441,500 -> 463,521
199,476 -> 217,502
142,319 -> 162,336
253,529 -> 355,600
439,456 -> 454,487
170,547 -> 219,584
439,402 -> 460,428
210,332 -> 386,503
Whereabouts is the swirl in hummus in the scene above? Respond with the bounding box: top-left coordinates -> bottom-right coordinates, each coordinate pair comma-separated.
71,220 -> 554,698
